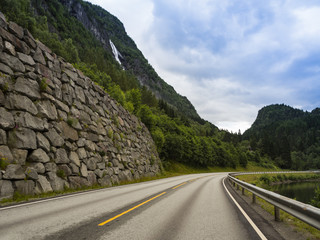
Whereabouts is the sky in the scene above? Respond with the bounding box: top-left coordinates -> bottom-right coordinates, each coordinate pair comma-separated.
87,0 -> 320,133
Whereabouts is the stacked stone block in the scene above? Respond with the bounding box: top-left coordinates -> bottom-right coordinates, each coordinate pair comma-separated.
0,12 -> 160,200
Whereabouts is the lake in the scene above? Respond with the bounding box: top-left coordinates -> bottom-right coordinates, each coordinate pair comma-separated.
267,181 -> 319,205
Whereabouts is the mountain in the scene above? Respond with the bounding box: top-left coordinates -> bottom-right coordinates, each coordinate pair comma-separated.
26,0 -> 201,122
243,104 -> 320,170
0,0 -> 273,170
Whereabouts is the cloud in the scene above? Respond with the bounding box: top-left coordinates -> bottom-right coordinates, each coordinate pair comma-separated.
86,0 -> 154,49
87,0 -> 320,132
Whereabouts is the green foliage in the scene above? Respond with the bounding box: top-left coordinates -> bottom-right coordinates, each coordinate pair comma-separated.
107,128 -> 114,140
62,38 -> 79,63
39,78 -> 48,92
311,187 -> 320,208
151,128 -> 165,152
243,104 -> 320,170
109,85 -> 125,105
259,175 -> 271,185
1,82 -> 9,93
66,118 -> 75,127
56,169 -> 66,179
125,89 -> 141,114
124,101 -> 134,113
0,157 -> 9,170
138,105 -> 155,129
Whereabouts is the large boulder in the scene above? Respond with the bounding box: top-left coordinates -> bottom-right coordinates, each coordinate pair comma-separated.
80,163 -> 88,177
33,47 -> 46,65
29,162 -> 45,174
68,176 -> 89,189
17,52 -> 35,66
14,77 -> 40,100
36,132 -> 50,152
3,164 -> 25,180
14,112 -> 47,131
59,121 -> 78,141
0,145 -> 13,163
47,172 -> 64,191
55,148 -> 69,164
45,128 -> 64,147
8,128 -> 37,149
35,175 -> 53,194
86,157 -> 97,171
25,167 -> 39,180
69,151 -> 80,167
98,175 -> 112,187
28,148 -> 50,163
0,129 -> 7,144
0,180 -> 14,199
15,180 -> 35,195
0,52 -> 25,72
11,149 -> 28,165
8,21 -> 24,39
5,94 -> 38,115
36,100 -> 58,120
87,171 -> 97,185
0,107 -> 14,129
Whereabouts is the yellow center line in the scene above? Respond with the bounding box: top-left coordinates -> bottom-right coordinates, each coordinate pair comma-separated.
98,192 -> 166,226
172,182 -> 187,189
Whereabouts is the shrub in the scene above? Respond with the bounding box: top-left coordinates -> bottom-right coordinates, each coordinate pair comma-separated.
311,187 -> 320,208
259,175 -> 271,185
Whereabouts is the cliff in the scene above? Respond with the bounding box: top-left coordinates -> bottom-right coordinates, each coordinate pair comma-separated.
36,0 -> 202,122
0,12 -> 161,200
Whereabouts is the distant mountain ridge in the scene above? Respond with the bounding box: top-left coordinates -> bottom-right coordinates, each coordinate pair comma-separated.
243,104 -> 320,170
247,104 -> 307,129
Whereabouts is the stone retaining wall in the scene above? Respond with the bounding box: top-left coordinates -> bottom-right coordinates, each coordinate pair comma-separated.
0,12 -> 161,200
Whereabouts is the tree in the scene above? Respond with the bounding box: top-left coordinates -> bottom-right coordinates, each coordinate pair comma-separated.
125,89 -> 141,114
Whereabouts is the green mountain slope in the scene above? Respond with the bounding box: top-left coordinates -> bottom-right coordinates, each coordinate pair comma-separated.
243,104 -> 320,169
56,0 -> 202,122
0,0 -> 277,170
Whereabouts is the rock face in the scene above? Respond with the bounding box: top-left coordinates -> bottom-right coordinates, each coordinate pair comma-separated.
0,15 -> 161,200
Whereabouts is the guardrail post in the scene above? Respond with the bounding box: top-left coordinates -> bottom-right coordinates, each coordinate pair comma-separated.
242,187 -> 245,195
274,206 -> 280,221
237,184 -> 239,190
252,194 -> 256,204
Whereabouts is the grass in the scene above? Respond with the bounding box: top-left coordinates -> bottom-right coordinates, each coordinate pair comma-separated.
254,193 -> 320,239
39,78 -> 48,92
234,172 -> 320,239
0,157 -> 9,170
237,172 -> 320,188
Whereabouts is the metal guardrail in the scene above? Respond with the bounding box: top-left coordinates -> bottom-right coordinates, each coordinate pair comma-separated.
227,172 -> 320,230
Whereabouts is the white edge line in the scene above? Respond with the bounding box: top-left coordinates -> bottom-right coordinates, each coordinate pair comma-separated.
222,177 -> 268,240
0,187 -> 114,211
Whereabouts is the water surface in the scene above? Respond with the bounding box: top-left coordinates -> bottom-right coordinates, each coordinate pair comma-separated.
268,181 -> 319,204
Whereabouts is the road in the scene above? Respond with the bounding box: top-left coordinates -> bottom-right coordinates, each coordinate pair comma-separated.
0,173 -> 263,240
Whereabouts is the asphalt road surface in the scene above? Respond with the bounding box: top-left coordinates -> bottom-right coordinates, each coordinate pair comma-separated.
0,173 -> 265,240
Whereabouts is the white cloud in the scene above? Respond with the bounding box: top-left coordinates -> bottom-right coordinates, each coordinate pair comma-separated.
86,0 -> 154,49
87,0 -> 320,132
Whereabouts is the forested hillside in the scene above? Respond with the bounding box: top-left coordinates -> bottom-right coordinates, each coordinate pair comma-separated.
243,104 -> 320,170
1,0 -> 271,170
2,0 -> 201,122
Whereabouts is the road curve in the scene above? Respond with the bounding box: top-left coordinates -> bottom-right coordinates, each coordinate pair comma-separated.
0,173 -> 261,240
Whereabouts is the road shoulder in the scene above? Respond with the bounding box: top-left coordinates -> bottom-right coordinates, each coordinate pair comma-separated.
223,177 -> 314,240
